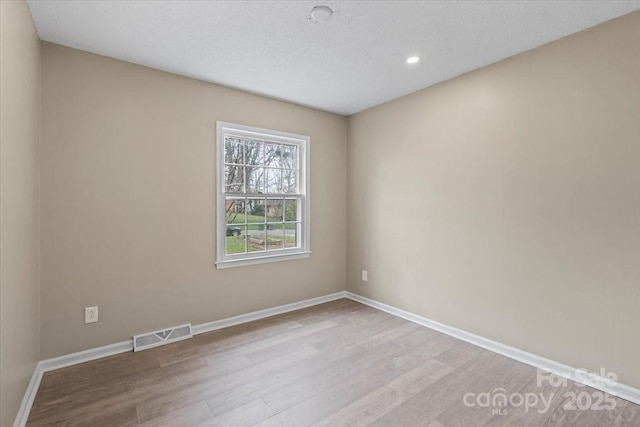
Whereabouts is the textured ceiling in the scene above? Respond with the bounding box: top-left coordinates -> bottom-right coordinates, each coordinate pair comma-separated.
27,1 -> 640,115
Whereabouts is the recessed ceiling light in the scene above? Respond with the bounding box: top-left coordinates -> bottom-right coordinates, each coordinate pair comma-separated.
406,56 -> 420,64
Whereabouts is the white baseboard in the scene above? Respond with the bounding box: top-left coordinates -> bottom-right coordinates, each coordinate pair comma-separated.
39,340 -> 134,372
192,291 -> 347,335
345,291 -> 640,406
14,290 -> 347,426
13,363 -> 43,427
15,289 -> 639,427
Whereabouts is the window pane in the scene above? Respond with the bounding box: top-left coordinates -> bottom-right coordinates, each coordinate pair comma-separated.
284,198 -> 298,222
225,198 -> 246,224
282,144 -> 298,169
245,139 -> 263,166
247,199 -> 265,223
267,227 -> 284,251
218,125 -> 308,266
246,167 -> 264,194
264,142 -> 281,167
225,165 -> 244,192
282,169 -> 297,193
284,224 -> 299,249
225,225 -> 246,255
266,199 -> 283,222
225,137 -> 244,164
248,229 -> 266,252
265,168 -> 282,193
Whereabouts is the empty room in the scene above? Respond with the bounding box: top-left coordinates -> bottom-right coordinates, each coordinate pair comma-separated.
1,0 -> 639,426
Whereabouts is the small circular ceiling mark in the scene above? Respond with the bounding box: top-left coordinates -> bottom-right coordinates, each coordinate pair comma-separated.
309,6 -> 333,24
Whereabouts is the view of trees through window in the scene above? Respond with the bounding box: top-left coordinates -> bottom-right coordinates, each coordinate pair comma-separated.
223,136 -> 301,256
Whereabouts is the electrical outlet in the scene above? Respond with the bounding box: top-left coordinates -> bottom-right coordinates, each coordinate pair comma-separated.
362,270 -> 368,282
85,306 -> 98,324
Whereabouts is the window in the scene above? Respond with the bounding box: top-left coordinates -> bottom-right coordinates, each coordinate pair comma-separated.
216,121 -> 310,268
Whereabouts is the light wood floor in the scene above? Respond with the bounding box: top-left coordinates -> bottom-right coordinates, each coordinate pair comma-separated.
28,299 -> 639,426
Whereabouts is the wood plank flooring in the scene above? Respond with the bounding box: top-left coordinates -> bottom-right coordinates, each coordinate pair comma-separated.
27,299 -> 640,426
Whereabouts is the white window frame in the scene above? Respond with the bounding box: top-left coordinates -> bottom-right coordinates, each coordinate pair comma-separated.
215,121 -> 310,269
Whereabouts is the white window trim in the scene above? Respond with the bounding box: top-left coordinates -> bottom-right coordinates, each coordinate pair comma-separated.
215,121 -> 311,269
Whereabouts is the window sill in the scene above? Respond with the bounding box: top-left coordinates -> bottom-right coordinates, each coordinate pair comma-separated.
215,251 -> 311,269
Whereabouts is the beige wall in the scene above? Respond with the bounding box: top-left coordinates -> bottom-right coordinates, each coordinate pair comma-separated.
347,11 -> 640,389
0,1 -> 41,426
40,43 -> 347,358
